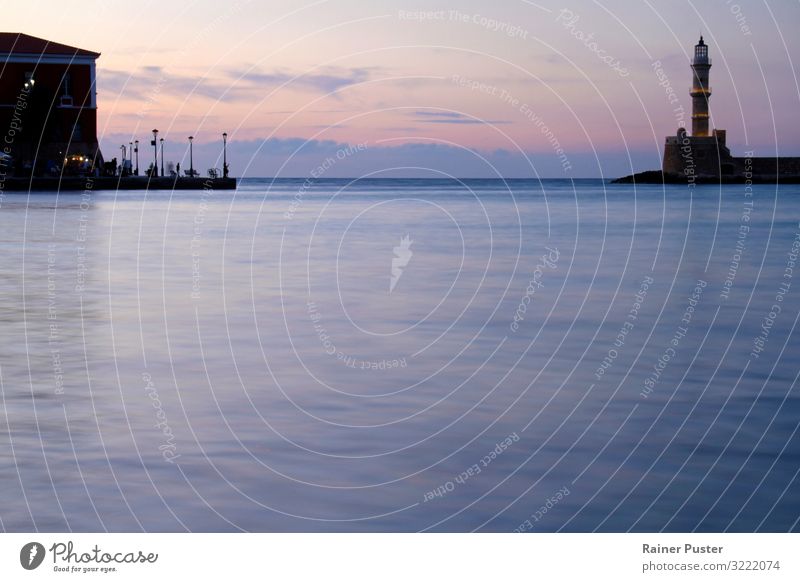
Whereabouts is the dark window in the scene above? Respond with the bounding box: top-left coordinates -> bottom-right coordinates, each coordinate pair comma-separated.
60,73 -> 73,106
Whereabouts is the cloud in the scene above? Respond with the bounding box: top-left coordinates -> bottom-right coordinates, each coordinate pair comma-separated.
98,66 -> 251,102
414,111 -> 467,119
411,110 -> 510,125
224,136 -> 353,157
226,66 -> 372,94
98,64 -> 373,103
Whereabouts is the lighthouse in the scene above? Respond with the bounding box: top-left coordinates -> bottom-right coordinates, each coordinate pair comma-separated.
690,36 -> 712,136
660,35 -> 732,178
621,36 -> 800,183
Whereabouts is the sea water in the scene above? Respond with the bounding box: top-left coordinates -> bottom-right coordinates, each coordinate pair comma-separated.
0,178 -> 798,531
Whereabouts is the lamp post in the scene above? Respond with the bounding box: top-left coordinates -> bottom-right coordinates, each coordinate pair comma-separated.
160,138 -> 165,177
134,140 -> 139,175
151,129 -> 158,177
222,132 -> 228,178
188,136 -> 194,178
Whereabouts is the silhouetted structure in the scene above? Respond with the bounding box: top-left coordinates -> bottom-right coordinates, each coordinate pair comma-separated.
0,33 -> 102,176
0,33 -> 236,190
616,37 -> 800,183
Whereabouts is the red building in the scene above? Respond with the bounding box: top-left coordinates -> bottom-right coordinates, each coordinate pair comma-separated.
0,33 -> 102,176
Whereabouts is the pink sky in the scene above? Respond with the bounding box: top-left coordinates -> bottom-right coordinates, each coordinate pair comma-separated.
6,0 -> 800,176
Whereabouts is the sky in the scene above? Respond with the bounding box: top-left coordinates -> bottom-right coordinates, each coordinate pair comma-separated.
5,0 -> 800,177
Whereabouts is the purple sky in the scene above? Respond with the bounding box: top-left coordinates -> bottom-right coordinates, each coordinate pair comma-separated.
7,0 -> 800,176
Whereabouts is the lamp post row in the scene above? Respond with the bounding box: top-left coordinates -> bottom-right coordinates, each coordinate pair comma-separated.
119,142 -> 137,176
120,129 -> 228,178
124,131 -> 228,178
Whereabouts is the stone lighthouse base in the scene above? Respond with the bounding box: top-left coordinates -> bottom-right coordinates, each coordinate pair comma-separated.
613,128 -> 800,184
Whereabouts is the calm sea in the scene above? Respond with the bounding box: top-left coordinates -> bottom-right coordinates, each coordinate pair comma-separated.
0,178 -> 798,532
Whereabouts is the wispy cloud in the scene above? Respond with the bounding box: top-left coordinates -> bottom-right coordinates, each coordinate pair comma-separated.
226,66 -> 373,94
98,66 -> 251,102
414,111 -> 467,119
98,64 -> 374,102
411,111 -> 510,125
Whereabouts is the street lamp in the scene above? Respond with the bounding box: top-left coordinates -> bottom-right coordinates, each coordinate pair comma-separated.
151,129 -> 158,177
160,137 -> 165,177
188,136 -> 194,178
222,132 -> 228,178
134,140 -> 139,175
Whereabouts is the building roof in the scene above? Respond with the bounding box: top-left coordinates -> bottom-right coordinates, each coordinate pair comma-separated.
0,33 -> 99,58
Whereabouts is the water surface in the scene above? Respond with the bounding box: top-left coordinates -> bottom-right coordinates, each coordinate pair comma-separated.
1,178 -> 798,531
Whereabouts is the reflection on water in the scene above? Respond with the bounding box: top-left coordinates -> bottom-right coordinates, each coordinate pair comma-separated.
0,179 -> 798,532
